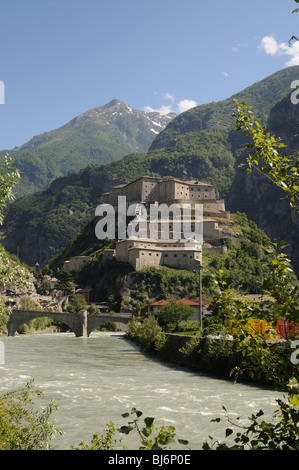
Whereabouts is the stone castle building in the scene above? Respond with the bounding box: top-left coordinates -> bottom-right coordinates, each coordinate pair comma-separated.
99,175 -> 226,212
100,176 -> 231,271
63,176 -> 234,273
104,238 -> 203,271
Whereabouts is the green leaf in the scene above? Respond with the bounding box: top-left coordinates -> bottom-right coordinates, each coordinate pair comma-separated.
144,417 -> 155,428
202,442 -> 211,450
178,439 -> 189,446
141,427 -> 151,437
289,394 -> 299,407
118,425 -> 134,435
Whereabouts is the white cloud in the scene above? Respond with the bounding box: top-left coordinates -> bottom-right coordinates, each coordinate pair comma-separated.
260,35 -> 299,66
144,104 -> 173,115
144,93 -> 197,115
177,99 -> 197,113
163,92 -> 175,103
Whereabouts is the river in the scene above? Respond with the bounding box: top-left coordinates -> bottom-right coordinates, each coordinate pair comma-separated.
0,332 -> 284,450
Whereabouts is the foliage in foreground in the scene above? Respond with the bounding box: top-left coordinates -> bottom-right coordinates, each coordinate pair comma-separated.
118,408 -> 189,450
72,408 -> 189,451
0,381 -> 62,450
71,422 -> 122,450
235,100 -> 299,212
203,378 -> 299,450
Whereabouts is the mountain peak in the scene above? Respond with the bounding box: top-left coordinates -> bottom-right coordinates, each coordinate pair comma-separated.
68,99 -> 175,131
11,98 -> 176,197
105,98 -> 127,107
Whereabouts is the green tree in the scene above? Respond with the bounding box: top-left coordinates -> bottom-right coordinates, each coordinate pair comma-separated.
127,315 -> 166,351
87,303 -> 100,315
203,245 -> 299,449
154,300 -> 196,332
234,100 -> 299,212
54,269 -> 75,296
204,72 -> 299,447
0,156 -> 34,332
66,294 -> 88,314
0,154 -> 20,224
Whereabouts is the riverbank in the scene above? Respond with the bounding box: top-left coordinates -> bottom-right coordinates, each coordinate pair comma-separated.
1,322 -> 284,388
125,331 -> 283,388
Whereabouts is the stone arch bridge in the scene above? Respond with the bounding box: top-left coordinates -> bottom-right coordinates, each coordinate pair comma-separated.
7,310 -> 132,338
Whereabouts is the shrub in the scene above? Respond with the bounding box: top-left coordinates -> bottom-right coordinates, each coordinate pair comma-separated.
66,294 -> 87,314
127,316 -> 166,351
0,381 -> 62,450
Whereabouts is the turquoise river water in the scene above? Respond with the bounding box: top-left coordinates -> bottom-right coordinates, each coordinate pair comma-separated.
0,332 -> 284,450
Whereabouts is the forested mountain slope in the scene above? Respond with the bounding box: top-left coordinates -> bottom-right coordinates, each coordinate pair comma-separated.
2,67 -> 299,275
1,99 -> 175,198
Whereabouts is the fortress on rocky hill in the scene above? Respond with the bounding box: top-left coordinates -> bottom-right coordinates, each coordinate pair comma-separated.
64,176 -> 240,273
98,175 -> 225,210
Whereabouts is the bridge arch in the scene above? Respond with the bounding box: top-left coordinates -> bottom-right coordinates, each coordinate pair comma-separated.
8,310 -> 88,338
7,310 -> 131,337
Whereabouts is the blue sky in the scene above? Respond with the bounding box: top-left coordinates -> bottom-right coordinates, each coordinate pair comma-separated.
1,0 -> 299,149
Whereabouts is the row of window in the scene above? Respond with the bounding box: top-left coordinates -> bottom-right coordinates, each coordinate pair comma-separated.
140,252 -> 195,259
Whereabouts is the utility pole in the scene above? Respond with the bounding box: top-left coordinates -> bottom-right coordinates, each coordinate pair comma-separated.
199,263 -> 203,331
193,261 -> 203,331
